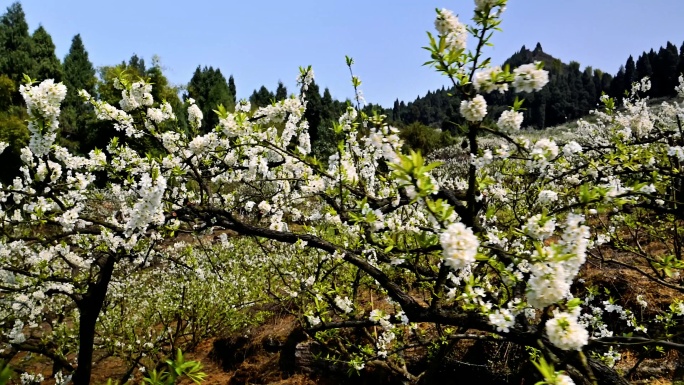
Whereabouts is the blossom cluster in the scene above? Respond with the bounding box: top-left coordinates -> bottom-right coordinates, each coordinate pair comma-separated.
435,8 -> 467,51
19,79 -> 67,156
545,310 -> 589,351
512,62 -> 550,93
440,222 -> 479,270
460,95 -> 488,122
473,66 -> 508,94
497,109 -> 523,131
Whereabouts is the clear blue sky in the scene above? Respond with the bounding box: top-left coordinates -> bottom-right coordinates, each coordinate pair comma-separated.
13,0 -> 684,107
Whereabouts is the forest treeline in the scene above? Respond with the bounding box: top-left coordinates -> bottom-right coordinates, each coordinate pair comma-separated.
2,2 -> 684,182
390,42 -> 684,132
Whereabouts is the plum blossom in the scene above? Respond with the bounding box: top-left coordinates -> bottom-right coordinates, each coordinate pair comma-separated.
334,296 -> 354,313
124,172 -> 167,235
474,0 -> 499,12
513,62 -> 549,93
460,95 -> 488,122
120,81 -> 153,111
497,109 -> 523,130
524,214 -> 555,240
562,141 -> 582,157
668,146 -> 684,162
435,9 -> 467,51
19,79 -> 67,156
526,261 -> 571,309
555,374 -> 575,385
488,308 -> 515,332
537,190 -> 559,204
188,100 -> 203,129
473,66 -> 508,94
441,222 -> 479,269
545,310 -> 589,351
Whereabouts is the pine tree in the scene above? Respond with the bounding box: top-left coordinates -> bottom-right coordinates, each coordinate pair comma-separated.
677,42 -> 684,81
128,54 -> 146,77
321,88 -> 334,122
636,53 -> 653,84
228,75 -> 236,107
275,81 -> 287,101
610,65 -> 626,100
649,48 -> 665,96
315,87 -> 338,159
303,80 -> 323,148
662,42 -> 680,95
582,67 -> 597,110
61,34 -> 97,152
249,85 -> 274,108
187,66 -> 233,133
392,99 -> 400,122
0,2 -> 34,102
624,55 -> 636,92
31,26 -> 62,82
567,61 -> 584,117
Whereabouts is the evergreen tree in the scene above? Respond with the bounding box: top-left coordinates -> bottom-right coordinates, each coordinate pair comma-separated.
128,54 -> 146,77
0,3 -> 33,180
0,113 -> 29,182
392,99 -> 400,122
61,34 -> 97,152
600,72 -> 613,96
228,75 -> 236,107
530,88 -> 547,129
636,53 -> 653,84
0,74 -> 13,111
662,42 -> 680,95
678,42 -> 684,80
275,81 -> 287,101
0,2 -> 34,102
314,87 -> 338,159
593,69 -> 607,96
303,80 -> 323,148
567,61 -> 585,117
582,67 -> 597,110
187,66 -> 233,133
321,87 -> 335,124
249,85 -> 274,108
624,55 -> 636,92
648,48 -> 663,95
610,65 -> 626,99
31,26 -> 62,82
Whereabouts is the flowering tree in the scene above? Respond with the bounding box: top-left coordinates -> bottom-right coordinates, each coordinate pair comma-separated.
0,78 -> 272,384
2,0 -> 684,384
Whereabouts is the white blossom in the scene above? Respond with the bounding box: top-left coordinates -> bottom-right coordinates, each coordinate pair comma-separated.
545,310 -> 589,351
497,109 -> 523,130
334,296 -> 354,313
440,222 -> 479,270
474,0 -> 500,12
488,308 -> 515,332
435,9 -> 467,51
474,66 -> 508,94
538,190 -> 559,205
460,95 -> 488,122
513,62 -> 549,93
188,102 -> 203,129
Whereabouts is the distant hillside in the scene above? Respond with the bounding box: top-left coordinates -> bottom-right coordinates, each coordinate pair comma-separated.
386,41 -> 684,131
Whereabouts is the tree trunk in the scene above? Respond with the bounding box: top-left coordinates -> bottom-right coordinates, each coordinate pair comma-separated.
72,256 -> 116,385
587,357 -> 631,385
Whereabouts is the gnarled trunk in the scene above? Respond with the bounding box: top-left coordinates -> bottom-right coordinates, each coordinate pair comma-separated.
72,256 -> 116,385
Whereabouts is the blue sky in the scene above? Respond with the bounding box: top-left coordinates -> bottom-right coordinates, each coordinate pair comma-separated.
14,0 -> 684,107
